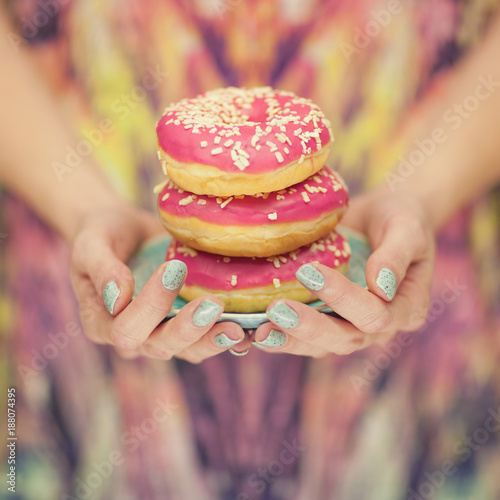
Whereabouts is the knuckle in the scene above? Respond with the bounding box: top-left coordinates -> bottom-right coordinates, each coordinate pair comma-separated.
321,287 -> 351,310
108,324 -> 141,350
337,337 -> 364,355
300,327 -> 323,344
143,300 -> 168,319
361,308 -> 392,334
143,341 -> 173,360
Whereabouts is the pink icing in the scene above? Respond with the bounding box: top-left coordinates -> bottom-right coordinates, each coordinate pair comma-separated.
166,231 -> 351,291
156,87 -> 333,174
158,166 -> 349,225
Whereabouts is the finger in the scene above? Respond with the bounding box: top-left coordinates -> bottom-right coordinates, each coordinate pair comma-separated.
109,259 -> 187,350
295,263 -> 397,334
265,300 -> 370,355
71,235 -> 135,316
365,213 -> 432,301
70,272 -> 113,344
140,296 -> 224,359
252,323 -> 328,357
175,322 -> 248,363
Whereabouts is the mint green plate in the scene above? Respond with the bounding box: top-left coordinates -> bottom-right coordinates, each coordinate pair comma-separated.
128,226 -> 371,329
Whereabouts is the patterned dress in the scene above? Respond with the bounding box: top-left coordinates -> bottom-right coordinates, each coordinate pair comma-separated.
1,1 -> 500,499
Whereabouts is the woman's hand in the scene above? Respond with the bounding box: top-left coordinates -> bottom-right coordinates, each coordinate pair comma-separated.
70,201 -> 248,362
252,189 -> 436,356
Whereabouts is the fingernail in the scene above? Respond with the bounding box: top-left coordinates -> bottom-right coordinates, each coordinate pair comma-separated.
267,302 -> 299,329
229,348 -> 249,357
162,260 -> 187,290
296,263 -> 325,291
104,281 -> 120,315
214,333 -> 242,348
252,329 -> 287,348
376,268 -> 397,300
193,300 -> 223,327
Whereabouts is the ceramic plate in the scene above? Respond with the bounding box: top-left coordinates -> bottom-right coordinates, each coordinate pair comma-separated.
129,226 -> 371,329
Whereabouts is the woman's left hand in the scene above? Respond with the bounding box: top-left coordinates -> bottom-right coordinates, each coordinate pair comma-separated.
252,188 -> 436,356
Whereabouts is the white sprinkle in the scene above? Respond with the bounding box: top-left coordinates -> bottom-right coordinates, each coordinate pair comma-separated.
177,245 -> 197,257
224,139 -> 234,147
220,197 -> 233,209
305,184 -> 319,194
276,194 -> 285,201
278,255 -> 287,263
197,199 -> 207,205
239,156 -> 250,168
298,154 -> 305,164
211,147 -> 223,155
301,192 -> 310,203
201,141 -> 208,148
284,147 -> 290,154
273,278 -> 281,288
161,192 -> 170,202
179,195 -> 194,206
231,275 -> 238,286
209,127 -> 217,133
214,136 -> 221,144
268,212 -> 278,220
275,151 -> 284,163
294,128 -> 302,136
223,257 -> 231,263
153,180 -> 168,194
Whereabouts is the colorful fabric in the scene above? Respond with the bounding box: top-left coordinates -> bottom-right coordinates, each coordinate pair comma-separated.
1,1 -> 500,499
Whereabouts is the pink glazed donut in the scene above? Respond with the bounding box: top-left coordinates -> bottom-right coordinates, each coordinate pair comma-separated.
157,166 -> 349,258
156,87 -> 333,196
166,230 -> 351,313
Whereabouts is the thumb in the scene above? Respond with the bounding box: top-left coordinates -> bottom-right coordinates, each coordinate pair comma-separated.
365,214 -> 430,302
71,235 -> 135,316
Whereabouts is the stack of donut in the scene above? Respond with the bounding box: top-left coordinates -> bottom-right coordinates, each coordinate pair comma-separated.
155,87 -> 350,313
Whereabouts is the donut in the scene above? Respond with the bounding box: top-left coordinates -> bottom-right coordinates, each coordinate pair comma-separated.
157,166 -> 349,258
166,230 -> 351,313
156,87 -> 333,197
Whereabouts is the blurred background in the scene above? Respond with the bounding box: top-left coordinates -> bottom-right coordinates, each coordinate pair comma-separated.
1,0 -> 500,499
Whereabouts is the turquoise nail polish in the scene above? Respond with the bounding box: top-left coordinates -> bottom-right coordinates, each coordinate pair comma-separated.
296,263 -> 325,291
253,330 -> 287,348
267,302 -> 299,329
104,281 -> 120,315
229,348 -> 249,357
376,268 -> 397,300
193,300 -> 223,327
214,333 -> 242,348
162,260 -> 187,290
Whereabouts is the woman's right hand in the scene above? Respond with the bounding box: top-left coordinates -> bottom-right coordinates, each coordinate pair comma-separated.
70,200 -> 249,362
